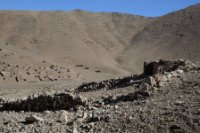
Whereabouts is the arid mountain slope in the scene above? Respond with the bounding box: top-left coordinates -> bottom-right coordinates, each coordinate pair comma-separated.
118,4 -> 200,72
0,10 -> 150,83
0,4 -> 200,84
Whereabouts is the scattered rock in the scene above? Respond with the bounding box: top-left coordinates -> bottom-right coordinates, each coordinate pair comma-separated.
44,110 -> 50,114
161,75 -> 168,82
73,125 -> 78,133
26,72 -> 30,75
0,72 -> 5,77
0,71 -> 7,77
145,76 -> 157,86
50,65 -> 54,69
59,110 -> 68,124
140,83 -> 152,94
175,100 -> 184,105
75,65 -> 84,67
176,69 -> 184,74
76,112 -> 88,123
15,76 -> 18,82
166,73 -> 172,79
171,71 -> 178,77
95,70 -> 101,73
25,115 -> 44,123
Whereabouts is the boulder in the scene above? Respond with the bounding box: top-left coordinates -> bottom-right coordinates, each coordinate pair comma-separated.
166,73 -> 172,79
145,76 -> 157,86
59,110 -> 69,124
176,69 -> 184,74
171,71 -> 178,77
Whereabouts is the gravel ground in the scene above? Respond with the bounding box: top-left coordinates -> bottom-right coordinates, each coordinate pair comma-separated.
0,60 -> 200,133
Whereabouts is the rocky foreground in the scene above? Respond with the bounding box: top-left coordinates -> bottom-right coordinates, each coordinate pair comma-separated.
0,59 -> 200,133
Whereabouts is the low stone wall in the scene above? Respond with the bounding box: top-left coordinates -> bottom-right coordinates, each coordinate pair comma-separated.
0,92 -> 85,112
143,59 -> 186,76
76,74 -> 145,92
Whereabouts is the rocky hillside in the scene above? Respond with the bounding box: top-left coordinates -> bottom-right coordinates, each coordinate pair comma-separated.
119,4 -> 200,72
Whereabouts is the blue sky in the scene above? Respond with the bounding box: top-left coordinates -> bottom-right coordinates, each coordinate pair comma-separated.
0,0 -> 200,17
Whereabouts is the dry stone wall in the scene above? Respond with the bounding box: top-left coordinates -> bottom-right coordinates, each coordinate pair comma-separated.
0,92 -> 85,112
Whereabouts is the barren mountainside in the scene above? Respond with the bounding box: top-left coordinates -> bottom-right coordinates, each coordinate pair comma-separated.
0,10 -> 150,82
119,4 -> 200,72
0,4 -> 200,83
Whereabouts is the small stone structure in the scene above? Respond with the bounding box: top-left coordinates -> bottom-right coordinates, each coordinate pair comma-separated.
144,61 -> 159,76
143,59 -> 186,76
